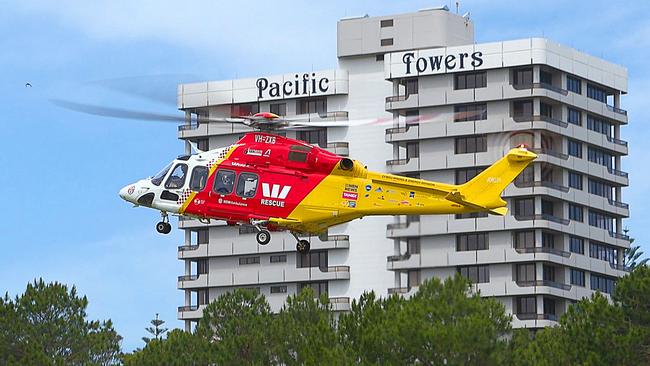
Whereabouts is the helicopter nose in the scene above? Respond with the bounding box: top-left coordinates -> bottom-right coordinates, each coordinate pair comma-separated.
119,184 -> 136,203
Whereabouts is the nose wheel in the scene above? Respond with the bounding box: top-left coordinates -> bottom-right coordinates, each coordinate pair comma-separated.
156,212 -> 172,234
255,230 -> 271,245
296,239 -> 310,254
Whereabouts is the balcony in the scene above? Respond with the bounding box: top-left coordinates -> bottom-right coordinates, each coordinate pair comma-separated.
385,94 -> 419,110
514,214 -> 570,225
606,105 -> 627,116
512,114 -> 568,128
515,313 -> 558,322
329,297 -> 351,312
310,234 -> 350,251
177,243 -> 208,259
386,221 -> 420,238
608,231 -> 630,241
177,274 -> 208,289
515,247 -> 571,258
512,82 -> 569,96
385,157 -> 419,174
296,111 -> 349,123
514,180 -> 569,193
607,167 -> 629,178
609,263 -> 632,273
177,304 -> 207,320
386,253 -> 421,271
516,280 -> 571,291
385,124 -> 419,143
606,136 -> 628,147
325,142 -> 349,157
608,199 -> 629,209
388,286 -> 411,295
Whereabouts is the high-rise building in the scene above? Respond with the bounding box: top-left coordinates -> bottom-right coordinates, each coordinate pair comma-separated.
175,7 -> 630,331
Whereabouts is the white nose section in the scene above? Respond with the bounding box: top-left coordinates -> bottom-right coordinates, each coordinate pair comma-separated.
119,184 -> 136,203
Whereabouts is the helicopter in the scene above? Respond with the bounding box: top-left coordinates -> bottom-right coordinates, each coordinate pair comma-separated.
117,111 -> 537,254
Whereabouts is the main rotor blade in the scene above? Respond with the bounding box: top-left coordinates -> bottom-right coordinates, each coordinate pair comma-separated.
51,99 -> 185,122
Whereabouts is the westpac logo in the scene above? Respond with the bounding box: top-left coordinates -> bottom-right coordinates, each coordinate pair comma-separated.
260,183 -> 291,208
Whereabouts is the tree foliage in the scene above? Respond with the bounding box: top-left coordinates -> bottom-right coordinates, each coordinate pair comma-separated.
0,279 -> 122,366
142,313 -> 168,344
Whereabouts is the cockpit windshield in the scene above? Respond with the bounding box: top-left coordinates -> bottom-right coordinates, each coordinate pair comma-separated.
151,163 -> 173,186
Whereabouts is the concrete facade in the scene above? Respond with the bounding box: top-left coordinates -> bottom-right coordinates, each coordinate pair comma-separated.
175,8 -> 630,331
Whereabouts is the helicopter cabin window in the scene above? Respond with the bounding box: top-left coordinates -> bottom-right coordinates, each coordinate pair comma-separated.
151,163 -> 172,186
236,173 -> 259,198
288,145 -> 311,163
164,164 -> 188,189
213,169 -> 236,195
189,166 -> 209,192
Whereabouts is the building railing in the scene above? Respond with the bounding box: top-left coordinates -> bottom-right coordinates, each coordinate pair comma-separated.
386,158 -> 411,166
178,275 -> 199,281
387,222 -> 410,230
529,148 -> 569,160
514,214 -> 570,225
512,114 -> 568,128
516,313 -> 558,321
609,231 -> 631,241
607,105 -> 628,116
606,136 -> 628,147
386,94 -> 411,103
388,287 -> 411,295
607,167 -> 629,178
178,244 -> 200,252
514,180 -> 570,193
609,263 -> 632,272
386,125 -> 412,135
178,305 -> 199,312
178,122 -> 200,131
512,82 -> 569,96
515,247 -> 571,258
387,253 -> 412,262
326,142 -> 349,149
329,297 -> 350,304
516,280 -> 571,291
322,266 -> 350,273
608,199 -> 629,209
325,234 -> 350,241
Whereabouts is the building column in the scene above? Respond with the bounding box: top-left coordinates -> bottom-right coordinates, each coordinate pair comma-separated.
184,111 -> 192,155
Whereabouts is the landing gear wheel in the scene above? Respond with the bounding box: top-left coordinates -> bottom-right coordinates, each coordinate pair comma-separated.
156,221 -> 171,234
256,230 -> 271,245
296,239 -> 310,254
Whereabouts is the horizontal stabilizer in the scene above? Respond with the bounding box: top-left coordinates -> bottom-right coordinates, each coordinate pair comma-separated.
488,207 -> 508,216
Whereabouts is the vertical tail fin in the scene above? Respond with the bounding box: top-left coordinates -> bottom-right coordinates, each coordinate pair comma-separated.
456,147 -> 536,211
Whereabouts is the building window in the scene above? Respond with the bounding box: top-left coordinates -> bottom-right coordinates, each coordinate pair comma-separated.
542,265 -> 555,282
297,97 -> 327,115
587,147 -> 613,168
297,250 -> 328,269
231,103 -> 259,117
299,282 -> 328,297
239,256 -> 260,265
569,236 -> 584,254
454,71 -> 487,90
516,263 -> 536,282
540,70 -> 552,85
196,289 -> 209,305
570,269 -> 585,287
514,198 -> 535,217
408,270 -> 421,287
197,259 -> 209,275
405,142 -> 419,159
458,265 -> 490,283
589,241 -> 617,264
588,210 -> 614,231
375,54 -> 384,62
405,110 -> 420,125
587,115 -> 612,137
588,178 -> 613,199
515,166 -> 534,185
567,139 -> 582,158
514,231 -> 535,250
512,100 -> 533,118
456,212 -> 489,219
568,171 -> 583,190
512,68 -> 533,86
380,19 -> 393,27
194,229 -> 209,245
540,102 -> 553,119
380,38 -> 394,46
454,103 -> 487,122
567,108 -> 582,126
516,296 -> 537,316
566,75 -> 582,94
270,255 -> 287,263
455,135 -> 487,154
569,203 -> 584,222
590,274 -> 616,294
192,138 -> 209,151
455,167 -> 485,184
269,102 -> 286,116
400,78 -> 419,95
456,233 -> 489,251
270,285 -> 287,294
296,129 -> 327,148
541,232 -> 555,249
587,84 -> 607,103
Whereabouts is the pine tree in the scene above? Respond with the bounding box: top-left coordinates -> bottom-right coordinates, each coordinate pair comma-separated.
142,313 -> 168,344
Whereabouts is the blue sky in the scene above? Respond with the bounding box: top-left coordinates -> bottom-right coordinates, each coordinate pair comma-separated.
1,0 -> 648,352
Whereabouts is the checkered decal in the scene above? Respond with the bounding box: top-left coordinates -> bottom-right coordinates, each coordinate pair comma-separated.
177,188 -> 192,205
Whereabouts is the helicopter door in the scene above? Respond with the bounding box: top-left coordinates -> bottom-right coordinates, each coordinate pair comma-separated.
161,163 -> 188,201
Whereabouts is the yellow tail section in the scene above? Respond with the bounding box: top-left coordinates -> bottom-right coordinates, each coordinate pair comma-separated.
455,147 -> 537,214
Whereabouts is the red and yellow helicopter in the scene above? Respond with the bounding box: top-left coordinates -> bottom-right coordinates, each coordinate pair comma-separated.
117,112 -> 536,254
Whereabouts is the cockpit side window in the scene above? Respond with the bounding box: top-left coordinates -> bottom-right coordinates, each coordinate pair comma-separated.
236,173 -> 258,198
151,163 -> 173,186
164,163 -> 188,189
213,169 -> 236,195
189,166 -> 209,192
